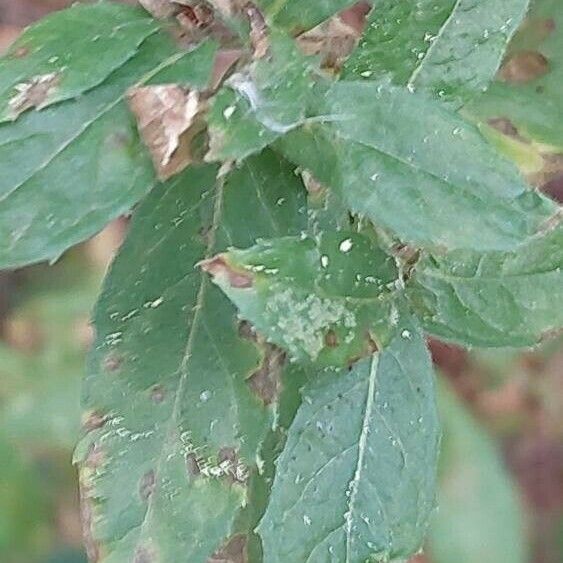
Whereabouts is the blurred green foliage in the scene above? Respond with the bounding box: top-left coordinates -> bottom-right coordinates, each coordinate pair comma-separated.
0,252 -> 101,563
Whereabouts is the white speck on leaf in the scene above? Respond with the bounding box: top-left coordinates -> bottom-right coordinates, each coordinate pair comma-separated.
223,105 -> 236,120
339,238 -> 353,253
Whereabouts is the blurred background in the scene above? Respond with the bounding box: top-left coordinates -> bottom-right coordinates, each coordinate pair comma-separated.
0,1 -> 562,563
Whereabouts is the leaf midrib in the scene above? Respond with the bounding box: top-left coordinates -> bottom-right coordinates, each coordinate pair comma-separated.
407,0 -> 463,88
133,172 -> 226,552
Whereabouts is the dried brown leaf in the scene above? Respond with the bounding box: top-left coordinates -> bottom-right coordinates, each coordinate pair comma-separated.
245,3 -> 269,59
138,0 -> 177,19
127,85 -> 206,180
297,15 -> 361,72
207,0 -> 246,18
209,49 -> 243,90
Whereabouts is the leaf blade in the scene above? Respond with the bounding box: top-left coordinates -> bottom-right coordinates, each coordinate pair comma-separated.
76,151 -> 309,562
204,231 -> 399,366
0,2 -> 158,121
466,0 -> 563,150
277,81 -> 556,252
408,222 -> 563,347
344,0 -> 530,105
0,36 -> 217,269
257,312 -> 440,562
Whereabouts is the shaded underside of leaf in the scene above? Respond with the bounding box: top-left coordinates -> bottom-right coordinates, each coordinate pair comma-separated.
343,0 -> 529,105
0,1 -> 158,122
204,231 -> 399,365
0,36 -> 217,269
257,312 -> 440,562
75,150 -> 309,562
408,222 -> 563,347
277,80 -> 556,252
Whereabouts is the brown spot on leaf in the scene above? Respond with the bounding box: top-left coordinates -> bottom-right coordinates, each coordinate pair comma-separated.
238,319 -> 257,342
198,223 -> 212,245
77,443 -> 106,562
301,169 -> 326,199
500,51 -> 549,83
209,534 -> 248,563
139,469 -> 157,501
78,482 -> 100,563
366,333 -> 379,354
488,117 -> 521,138
82,411 -> 108,432
200,255 -> 254,288
542,173 -> 563,204
150,385 -> 166,404
8,72 -> 60,118
84,443 -> 105,470
12,46 -> 29,59
247,343 -> 285,405
530,153 -> 563,195
186,453 -> 202,477
103,353 -> 123,373
127,85 -> 207,180
324,329 -> 339,348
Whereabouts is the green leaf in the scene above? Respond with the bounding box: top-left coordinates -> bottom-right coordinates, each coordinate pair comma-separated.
408,222 -> 563,347
277,81 -> 556,252
0,2 -> 158,122
204,231 -> 400,366
429,378 -> 528,563
257,313 -> 440,562
466,0 -> 563,149
344,0 -> 529,105
0,36 -> 216,269
75,151 -> 308,562
257,0 -> 358,33
206,33 -> 313,162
